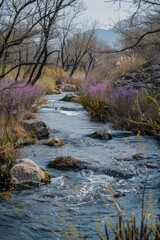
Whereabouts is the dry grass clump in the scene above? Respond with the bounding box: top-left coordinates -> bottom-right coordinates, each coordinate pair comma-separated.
38,66 -> 67,94
96,186 -> 160,240
108,54 -> 145,81
97,212 -> 160,240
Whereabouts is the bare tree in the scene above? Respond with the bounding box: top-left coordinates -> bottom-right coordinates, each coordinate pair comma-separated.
57,26 -> 98,77
104,0 -> 160,54
0,0 -> 81,84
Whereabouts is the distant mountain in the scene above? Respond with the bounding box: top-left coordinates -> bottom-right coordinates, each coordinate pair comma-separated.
93,28 -> 119,46
93,15 -> 147,46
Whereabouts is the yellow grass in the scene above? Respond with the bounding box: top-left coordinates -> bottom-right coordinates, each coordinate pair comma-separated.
109,54 -> 145,81
0,115 -> 31,161
38,66 -> 67,94
1,65 -> 68,94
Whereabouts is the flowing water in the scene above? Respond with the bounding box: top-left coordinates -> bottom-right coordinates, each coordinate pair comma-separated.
0,93 -> 160,240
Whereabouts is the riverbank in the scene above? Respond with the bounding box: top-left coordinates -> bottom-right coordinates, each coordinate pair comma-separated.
0,79 -> 50,189
78,55 -> 160,139
0,66 -> 67,189
79,86 -> 160,139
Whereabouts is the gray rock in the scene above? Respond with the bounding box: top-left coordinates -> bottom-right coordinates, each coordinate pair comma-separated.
61,84 -> 76,92
143,54 -> 160,68
22,120 -> 50,139
143,65 -> 160,72
89,129 -> 112,140
89,129 -> 133,139
11,158 -> 50,186
132,153 -> 144,160
60,94 -> 79,102
114,56 -> 160,89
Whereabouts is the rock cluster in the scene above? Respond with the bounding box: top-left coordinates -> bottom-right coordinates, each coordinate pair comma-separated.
61,84 -> 76,92
47,156 -> 135,179
115,54 -> 160,89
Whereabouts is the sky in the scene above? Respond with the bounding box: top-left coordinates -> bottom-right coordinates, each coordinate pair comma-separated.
82,0 -> 134,28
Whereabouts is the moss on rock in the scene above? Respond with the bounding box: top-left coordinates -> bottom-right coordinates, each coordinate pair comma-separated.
0,191 -> 12,201
47,156 -> 89,171
41,168 -> 51,184
45,137 -> 64,147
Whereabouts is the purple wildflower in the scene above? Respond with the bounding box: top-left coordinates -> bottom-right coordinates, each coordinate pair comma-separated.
87,83 -> 107,94
0,79 -> 44,117
111,86 -> 138,97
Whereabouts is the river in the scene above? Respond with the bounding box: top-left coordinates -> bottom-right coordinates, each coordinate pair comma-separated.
0,92 -> 160,240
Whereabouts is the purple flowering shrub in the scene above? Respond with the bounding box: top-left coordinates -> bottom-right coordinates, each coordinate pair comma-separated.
80,82 -> 142,129
0,79 -> 44,184
87,83 -> 108,94
0,79 -> 44,156
87,84 -> 138,97
80,81 -> 160,135
0,79 -> 44,120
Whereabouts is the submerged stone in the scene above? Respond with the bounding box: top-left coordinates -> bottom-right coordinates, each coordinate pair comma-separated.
47,156 -> 90,171
113,191 -> 126,198
132,153 -> 144,160
89,129 -> 134,140
109,130 -> 134,138
98,167 -> 135,179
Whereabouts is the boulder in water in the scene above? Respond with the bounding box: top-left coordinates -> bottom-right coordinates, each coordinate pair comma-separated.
47,156 -> 90,171
60,94 -> 79,102
22,120 -> 50,139
89,129 -> 112,140
11,158 -> 51,186
45,137 -> 64,147
100,167 -> 134,179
